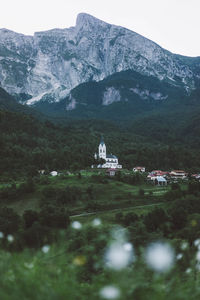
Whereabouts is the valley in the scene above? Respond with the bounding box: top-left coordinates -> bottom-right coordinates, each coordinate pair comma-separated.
1,11 -> 200,300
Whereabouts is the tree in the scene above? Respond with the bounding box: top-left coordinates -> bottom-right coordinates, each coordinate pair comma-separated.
22,222 -> 52,248
39,206 -> 70,229
144,208 -> 169,232
23,210 -> 39,229
0,207 -> 21,234
123,212 -> 139,227
138,188 -> 145,197
170,207 -> 187,230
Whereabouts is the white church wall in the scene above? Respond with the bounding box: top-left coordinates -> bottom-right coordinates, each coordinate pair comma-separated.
94,137 -> 122,169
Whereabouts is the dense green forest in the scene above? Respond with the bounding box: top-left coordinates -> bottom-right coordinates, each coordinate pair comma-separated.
1,107 -> 200,181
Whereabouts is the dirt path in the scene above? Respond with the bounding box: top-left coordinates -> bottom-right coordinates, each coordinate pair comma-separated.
70,202 -> 164,218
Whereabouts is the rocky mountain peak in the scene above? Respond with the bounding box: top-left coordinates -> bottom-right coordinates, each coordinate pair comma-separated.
0,14 -> 198,105
76,13 -> 107,30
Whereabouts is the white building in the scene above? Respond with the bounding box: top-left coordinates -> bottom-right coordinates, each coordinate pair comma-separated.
155,176 -> 167,186
148,175 -> 167,186
50,171 -> 58,176
95,137 -> 122,169
170,170 -> 187,180
133,166 -> 146,173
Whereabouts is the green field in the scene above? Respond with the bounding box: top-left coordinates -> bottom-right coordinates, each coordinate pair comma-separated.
0,170 -> 199,299
0,171 -> 171,216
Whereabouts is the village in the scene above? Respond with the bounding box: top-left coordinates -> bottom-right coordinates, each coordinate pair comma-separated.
39,136 -> 200,186
37,137 -> 200,187
91,137 -> 200,185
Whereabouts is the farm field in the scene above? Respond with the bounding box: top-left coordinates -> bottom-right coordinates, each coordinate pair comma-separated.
1,170 -> 197,299
0,170 -> 171,216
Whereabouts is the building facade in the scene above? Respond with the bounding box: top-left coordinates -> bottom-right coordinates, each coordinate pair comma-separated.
95,137 -> 122,169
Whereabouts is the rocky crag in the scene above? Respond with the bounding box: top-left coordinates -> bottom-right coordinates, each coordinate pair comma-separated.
0,13 -> 198,106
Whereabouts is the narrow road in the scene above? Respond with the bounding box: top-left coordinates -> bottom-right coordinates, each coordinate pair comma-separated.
70,202 -> 164,218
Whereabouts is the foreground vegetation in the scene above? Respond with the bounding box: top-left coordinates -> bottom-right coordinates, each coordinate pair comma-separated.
1,157 -> 200,298
1,184 -> 200,300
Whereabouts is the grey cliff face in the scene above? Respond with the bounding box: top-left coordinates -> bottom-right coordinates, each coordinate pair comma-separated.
0,13 -> 197,105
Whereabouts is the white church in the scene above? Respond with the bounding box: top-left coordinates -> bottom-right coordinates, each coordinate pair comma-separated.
94,137 -> 122,169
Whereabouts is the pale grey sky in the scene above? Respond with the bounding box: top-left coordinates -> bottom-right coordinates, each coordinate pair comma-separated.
0,0 -> 199,56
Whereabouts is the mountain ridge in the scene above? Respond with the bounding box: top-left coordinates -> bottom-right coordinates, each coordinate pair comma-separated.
0,13 -> 198,106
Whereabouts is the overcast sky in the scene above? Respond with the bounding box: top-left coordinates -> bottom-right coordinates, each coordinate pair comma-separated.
0,0 -> 199,56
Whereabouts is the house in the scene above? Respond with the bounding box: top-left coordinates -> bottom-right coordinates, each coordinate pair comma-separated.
38,170 -> 45,175
50,171 -> 58,176
106,168 -> 117,176
155,176 -> 167,186
192,174 -> 200,180
94,136 -> 122,169
147,170 -> 166,180
149,170 -> 168,177
169,170 -> 187,180
133,166 -> 146,173
149,175 -> 167,186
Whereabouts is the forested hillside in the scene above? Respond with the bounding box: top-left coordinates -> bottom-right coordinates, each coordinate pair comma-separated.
1,109 -> 200,181
32,70 -> 200,148
0,87 -> 40,116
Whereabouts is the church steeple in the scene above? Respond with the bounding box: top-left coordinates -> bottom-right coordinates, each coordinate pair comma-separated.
99,136 -> 106,160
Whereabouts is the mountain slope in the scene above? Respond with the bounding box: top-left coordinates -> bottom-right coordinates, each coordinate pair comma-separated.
0,87 -> 41,116
0,13 -> 198,105
32,69 -> 200,149
32,70 -> 186,120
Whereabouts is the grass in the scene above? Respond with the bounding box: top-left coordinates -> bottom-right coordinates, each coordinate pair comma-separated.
0,219 -> 199,300
70,202 -> 165,224
7,194 -> 40,215
0,171 -> 176,217
0,172 -> 197,299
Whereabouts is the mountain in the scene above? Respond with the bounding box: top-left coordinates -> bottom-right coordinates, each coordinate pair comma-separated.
1,69 -> 200,176
0,13 -> 199,107
0,86 -> 41,117
32,69 -> 185,119
32,69 -> 200,147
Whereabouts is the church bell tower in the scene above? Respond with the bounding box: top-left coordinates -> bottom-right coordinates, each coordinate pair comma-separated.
99,136 -> 106,160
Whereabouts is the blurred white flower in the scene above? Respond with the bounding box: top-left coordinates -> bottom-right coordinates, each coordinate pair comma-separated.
71,221 -> 82,230
6,270 -> 15,282
105,242 -> 134,270
181,242 -> 188,251
194,239 -> 200,247
24,262 -> 34,269
177,253 -> 183,260
0,232 -> 4,238
196,262 -> 200,271
7,234 -> 14,242
145,242 -> 175,272
42,245 -> 50,253
92,218 -> 101,227
123,243 -> 133,252
185,268 -> 192,274
196,250 -> 200,262
100,286 -> 121,299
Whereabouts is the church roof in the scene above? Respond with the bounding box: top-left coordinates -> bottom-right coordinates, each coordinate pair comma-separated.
106,154 -> 117,159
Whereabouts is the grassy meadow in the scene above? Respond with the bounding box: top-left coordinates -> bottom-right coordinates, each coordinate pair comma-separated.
0,169 -> 199,299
